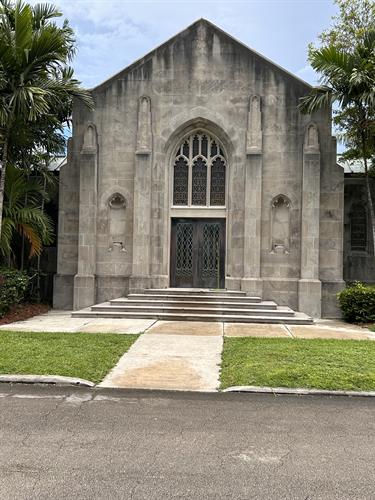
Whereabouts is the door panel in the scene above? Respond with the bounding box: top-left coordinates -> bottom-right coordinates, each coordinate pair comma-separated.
171,218 -> 225,288
170,221 -> 194,287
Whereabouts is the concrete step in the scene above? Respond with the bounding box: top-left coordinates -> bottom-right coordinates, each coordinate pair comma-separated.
143,288 -> 247,297
110,298 -> 276,309
91,304 -> 294,317
127,294 -> 262,303
71,308 -> 313,324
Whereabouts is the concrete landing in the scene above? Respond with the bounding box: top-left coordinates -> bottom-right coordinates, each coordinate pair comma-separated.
0,310 -> 155,334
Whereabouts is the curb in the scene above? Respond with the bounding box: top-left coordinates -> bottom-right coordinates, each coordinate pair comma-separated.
0,374 -> 95,388
223,385 -> 375,397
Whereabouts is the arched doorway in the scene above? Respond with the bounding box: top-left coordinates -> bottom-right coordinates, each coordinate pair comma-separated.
170,131 -> 227,288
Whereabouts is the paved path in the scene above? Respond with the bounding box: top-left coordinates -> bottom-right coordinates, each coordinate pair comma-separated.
100,322 -> 223,391
1,385 -> 375,500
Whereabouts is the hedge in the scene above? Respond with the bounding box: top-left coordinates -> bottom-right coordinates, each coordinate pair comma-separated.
0,268 -> 29,317
337,282 -> 375,323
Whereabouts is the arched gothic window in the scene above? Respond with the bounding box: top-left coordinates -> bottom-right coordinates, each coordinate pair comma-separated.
350,203 -> 367,251
173,132 -> 226,207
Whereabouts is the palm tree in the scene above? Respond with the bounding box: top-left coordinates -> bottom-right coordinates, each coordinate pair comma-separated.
299,30 -> 375,249
0,163 -> 54,263
0,0 -> 93,241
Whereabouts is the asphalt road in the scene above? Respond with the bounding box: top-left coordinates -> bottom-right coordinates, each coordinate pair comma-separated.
0,385 -> 374,499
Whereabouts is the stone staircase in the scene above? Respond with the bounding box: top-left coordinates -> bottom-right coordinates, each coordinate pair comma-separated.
72,288 -> 313,324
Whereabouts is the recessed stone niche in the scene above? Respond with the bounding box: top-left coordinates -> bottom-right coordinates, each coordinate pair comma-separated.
108,193 -> 127,252
270,195 -> 291,254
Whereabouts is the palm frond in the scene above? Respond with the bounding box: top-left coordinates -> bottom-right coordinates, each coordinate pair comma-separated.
32,3 -> 62,28
0,216 -> 15,257
18,222 -> 42,257
14,1 -> 33,56
298,86 -> 335,114
310,45 -> 353,79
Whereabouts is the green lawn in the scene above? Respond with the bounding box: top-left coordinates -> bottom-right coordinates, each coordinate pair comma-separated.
0,331 -> 139,383
221,337 -> 375,391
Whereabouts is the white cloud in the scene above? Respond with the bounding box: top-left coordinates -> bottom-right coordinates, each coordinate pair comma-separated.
27,0 -> 336,88
295,65 -> 319,85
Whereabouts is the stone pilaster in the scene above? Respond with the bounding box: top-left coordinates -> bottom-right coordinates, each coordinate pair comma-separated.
129,96 -> 153,293
53,137 -> 79,310
73,124 -> 98,309
298,123 -> 322,317
241,95 -> 263,297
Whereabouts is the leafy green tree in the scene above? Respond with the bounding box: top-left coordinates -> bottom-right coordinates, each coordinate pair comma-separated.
0,163 -> 54,262
0,0 -> 93,242
309,0 -> 375,52
300,1 -> 375,249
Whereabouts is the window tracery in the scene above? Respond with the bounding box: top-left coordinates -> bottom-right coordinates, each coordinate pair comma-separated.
172,132 -> 226,207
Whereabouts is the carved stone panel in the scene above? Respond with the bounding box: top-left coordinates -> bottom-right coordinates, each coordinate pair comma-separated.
107,193 -> 127,253
270,195 -> 291,254
136,96 -> 152,154
304,123 -> 320,154
81,124 -> 97,155
246,95 -> 262,154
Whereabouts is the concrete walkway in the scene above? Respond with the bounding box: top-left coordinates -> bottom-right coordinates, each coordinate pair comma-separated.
99,322 -> 224,391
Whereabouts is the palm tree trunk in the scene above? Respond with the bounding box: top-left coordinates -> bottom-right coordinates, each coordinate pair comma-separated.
0,136 -> 8,243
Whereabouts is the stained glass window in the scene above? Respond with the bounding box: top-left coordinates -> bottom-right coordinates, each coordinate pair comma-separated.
173,157 -> 188,205
172,132 -> 226,207
192,158 -> 207,205
210,157 -> 226,206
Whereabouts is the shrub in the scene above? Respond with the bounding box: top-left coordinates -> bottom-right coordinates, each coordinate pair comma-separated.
337,282 -> 375,323
0,268 -> 29,317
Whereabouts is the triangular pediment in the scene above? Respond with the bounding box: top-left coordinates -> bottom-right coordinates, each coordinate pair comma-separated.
93,18 -> 311,92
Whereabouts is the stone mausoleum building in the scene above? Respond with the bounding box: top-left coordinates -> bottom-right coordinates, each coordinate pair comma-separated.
54,19 -> 345,319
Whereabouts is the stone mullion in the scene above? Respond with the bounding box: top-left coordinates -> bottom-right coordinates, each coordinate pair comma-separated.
188,135 -> 193,206
207,156 -> 212,207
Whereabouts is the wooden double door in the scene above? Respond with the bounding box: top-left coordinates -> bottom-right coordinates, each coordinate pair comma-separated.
170,218 -> 226,289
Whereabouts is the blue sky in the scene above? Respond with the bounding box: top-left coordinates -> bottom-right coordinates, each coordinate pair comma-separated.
35,0 -> 338,88
32,0 -> 343,149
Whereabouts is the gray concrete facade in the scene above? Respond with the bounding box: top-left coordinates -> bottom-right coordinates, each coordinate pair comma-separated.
53,19 -> 345,318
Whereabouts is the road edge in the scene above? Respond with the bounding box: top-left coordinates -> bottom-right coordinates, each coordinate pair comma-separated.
0,374 -> 95,387
223,385 -> 375,397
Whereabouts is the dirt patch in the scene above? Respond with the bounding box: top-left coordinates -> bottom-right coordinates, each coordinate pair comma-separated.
0,303 -> 49,326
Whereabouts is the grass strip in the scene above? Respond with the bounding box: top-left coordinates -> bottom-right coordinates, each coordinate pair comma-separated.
0,331 -> 139,384
221,337 -> 375,391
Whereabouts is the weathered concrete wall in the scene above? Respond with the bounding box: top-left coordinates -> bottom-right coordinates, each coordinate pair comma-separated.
54,19 -> 343,317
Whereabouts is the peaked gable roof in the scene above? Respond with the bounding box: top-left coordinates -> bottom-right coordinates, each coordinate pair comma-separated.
93,18 -> 312,92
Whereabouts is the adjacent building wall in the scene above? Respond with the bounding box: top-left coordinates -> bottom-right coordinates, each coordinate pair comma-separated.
344,176 -> 375,284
